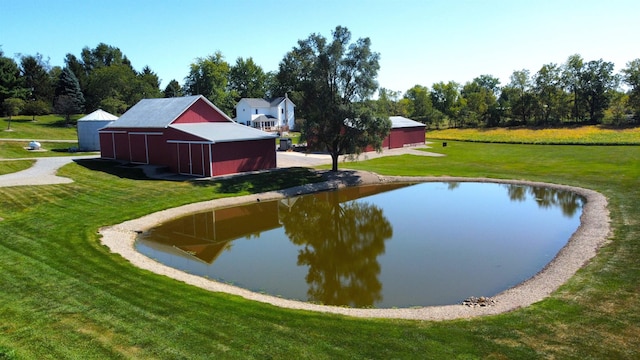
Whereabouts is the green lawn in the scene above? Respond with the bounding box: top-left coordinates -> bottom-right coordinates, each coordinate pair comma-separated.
0,141 -> 84,159
0,138 -> 639,357
0,160 -> 34,175
1,115 -> 80,141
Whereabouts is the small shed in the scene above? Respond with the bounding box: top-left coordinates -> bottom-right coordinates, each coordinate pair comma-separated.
363,116 -> 426,152
384,116 -> 426,149
77,109 -> 118,151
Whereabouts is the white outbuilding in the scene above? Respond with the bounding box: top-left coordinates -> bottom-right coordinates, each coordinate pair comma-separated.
77,109 -> 118,151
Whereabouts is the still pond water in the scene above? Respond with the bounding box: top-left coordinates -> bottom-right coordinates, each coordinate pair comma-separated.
136,182 -> 583,308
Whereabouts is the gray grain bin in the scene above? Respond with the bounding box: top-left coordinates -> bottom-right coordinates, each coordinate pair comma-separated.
77,109 -> 118,151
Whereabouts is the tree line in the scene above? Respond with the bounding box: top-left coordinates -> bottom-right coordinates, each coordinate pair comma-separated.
2,39 -> 639,129
380,55 -> 640,128
0,42 -> 282,122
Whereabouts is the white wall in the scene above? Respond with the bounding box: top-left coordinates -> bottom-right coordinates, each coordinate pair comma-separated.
78,121 -> 113,151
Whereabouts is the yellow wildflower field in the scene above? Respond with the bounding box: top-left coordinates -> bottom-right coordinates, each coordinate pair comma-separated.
427,126 -> 640,144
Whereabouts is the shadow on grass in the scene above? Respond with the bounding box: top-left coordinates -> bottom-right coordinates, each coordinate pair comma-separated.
191,167 -> 326,194
73,159 -> 328,194
74,158 -> 150,180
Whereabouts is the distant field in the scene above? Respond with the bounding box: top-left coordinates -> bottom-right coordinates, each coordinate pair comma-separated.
1,114 -> 80,141
427,125 -> 640,145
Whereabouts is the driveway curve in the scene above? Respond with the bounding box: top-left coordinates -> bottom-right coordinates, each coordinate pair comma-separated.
0,155 -> 97,187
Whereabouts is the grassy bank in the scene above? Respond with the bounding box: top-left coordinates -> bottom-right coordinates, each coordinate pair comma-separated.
428,125 -> 640,145
0,141 -> 639,357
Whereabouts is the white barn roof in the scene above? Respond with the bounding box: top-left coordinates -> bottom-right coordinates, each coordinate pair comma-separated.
389,116 -> 425,129
78,109 -> 118,122
170,123 -> 277,143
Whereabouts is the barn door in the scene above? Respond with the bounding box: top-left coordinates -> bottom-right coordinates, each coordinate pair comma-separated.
129,134 -> 148,163
177,143 -> 191,174
190,144 -> 205,177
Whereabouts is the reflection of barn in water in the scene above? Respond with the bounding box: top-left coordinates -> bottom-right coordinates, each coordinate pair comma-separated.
138,201 -> 281,263
138,182 -> 412,263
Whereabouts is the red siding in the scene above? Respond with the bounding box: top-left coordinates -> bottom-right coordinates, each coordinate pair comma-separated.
173,98 -> 230,124
113,132 -> 130,159
100,127 -> 275,177
99,132 -> 115,158
211,139 -> 276,176
365,126 -> 425,152
129,133 -> 148,163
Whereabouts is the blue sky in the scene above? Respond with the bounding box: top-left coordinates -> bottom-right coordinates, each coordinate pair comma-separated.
2,0 -> 639,94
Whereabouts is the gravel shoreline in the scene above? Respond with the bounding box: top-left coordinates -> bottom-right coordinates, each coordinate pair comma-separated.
99,171 -> 610,321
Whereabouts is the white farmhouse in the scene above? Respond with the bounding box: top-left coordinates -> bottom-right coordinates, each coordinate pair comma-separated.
235,95 -> 296,132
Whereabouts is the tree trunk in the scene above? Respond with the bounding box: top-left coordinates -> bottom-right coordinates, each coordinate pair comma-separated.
331,152 -> 339,172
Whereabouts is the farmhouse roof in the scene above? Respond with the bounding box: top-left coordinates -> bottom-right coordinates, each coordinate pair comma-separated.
236,96 -> 296,108
389,116 -> 425,128
104,95 -> 231,129
239,98 -> 271,108
78,109 -> 118,121
170,122 -> 278,143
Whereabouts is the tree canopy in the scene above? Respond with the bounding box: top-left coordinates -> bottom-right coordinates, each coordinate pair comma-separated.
1,40 -> 639,128
278,26 -> 390,171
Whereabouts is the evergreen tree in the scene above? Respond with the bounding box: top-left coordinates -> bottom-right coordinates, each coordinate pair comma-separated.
54,67 -> 84,125
163,79 -> 182,98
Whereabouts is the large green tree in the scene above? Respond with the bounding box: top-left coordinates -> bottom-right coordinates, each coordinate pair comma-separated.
183,52 -> 236,115
403,85 -> 435,125
284,26 -> 390,171
20,54 -> 53,103
622,58 -> 640,121
505,69 -> 536,125
460,75 -> 500,127
229,57 -> 267,100
562,54 -> 586,122
533,63 -> 569,125
578,59 -> 618,123
65,43 -> 161,113
430,81 -> 461,127
0,50 -> 27,111
2,97 -> 25,130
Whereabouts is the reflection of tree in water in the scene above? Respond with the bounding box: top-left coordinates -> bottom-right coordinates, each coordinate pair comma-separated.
279,192 -> 393,308
503,184 -> 584,217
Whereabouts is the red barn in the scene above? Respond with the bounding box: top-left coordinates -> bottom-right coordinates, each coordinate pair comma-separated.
99,95 -> 277,177
363,116 -> 426,152
383,116 -> 426,149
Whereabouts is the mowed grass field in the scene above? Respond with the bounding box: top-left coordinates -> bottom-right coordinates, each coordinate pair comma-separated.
1,115 -> 79,141
0,124 -> 639,358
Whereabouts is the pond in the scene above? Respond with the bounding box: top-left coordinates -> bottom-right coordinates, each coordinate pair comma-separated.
136,182 -> 584,308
